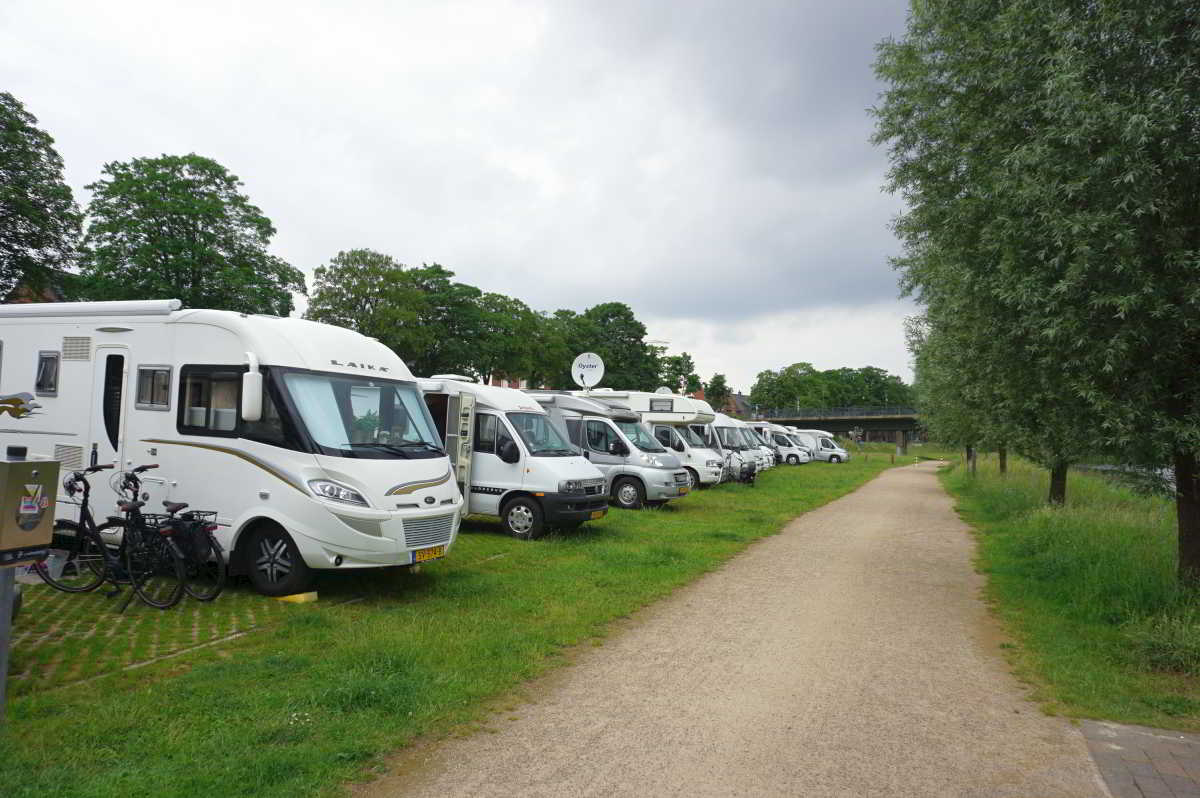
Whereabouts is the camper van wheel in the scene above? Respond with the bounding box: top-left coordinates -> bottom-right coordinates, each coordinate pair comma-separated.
613,478 -> 645,510
245,524 -> 314,597
502,497 -> 544,540
829,455 -> 842,464
786,454 -> 799,465
683,468 -> 698,491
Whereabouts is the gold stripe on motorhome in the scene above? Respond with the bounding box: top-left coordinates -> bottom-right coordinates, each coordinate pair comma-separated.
140,439 -> 306,494
385,469 -> 452,496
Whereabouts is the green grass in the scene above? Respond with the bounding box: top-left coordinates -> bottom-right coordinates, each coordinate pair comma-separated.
2,457 -> 899,798
941,455 -> 1200,731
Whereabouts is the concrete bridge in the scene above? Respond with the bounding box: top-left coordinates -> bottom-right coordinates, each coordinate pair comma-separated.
752,406 -> 921,444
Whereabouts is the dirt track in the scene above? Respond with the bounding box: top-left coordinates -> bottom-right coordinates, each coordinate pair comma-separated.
361,461 -> 1109,797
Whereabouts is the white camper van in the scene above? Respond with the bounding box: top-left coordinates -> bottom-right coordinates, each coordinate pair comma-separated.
533,393 -> 691,509
420,376 -> 607,539
572,390 -> 723,490
0,300 -> 462,595
791,429 -> 850,463
711,412 -> 761,479
751,422 -> 811,465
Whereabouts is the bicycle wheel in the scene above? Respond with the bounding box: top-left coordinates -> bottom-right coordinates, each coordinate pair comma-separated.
123,524 -> 186,609
36,520 -> 107,593
182,529 -> 225,602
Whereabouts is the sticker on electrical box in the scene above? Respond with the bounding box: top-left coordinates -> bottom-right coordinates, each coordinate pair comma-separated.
17,483 -> 50,530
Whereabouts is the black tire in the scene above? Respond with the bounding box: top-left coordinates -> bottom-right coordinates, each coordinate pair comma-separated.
683,468 -> 699,491
123,524 -> 186,609
35,520 -> 107,593
245,524 -> 314,597
502,496 -> 544,540
182,528 -> 226,602
829,455 -> 842,464
612,477 -> 646,510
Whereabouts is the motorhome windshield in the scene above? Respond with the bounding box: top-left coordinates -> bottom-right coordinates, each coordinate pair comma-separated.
677,425 -> 708,448
280,371 -> 444,459
740,429 -> 763,448
788,434 -> 808,448
616,420 -> 667,453
716,426 -> 744,450
507,412 -> 574,456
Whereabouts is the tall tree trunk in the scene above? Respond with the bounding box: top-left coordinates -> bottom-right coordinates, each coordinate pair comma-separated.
998,445 -> 1007,475
1048,462 -> 1068,505
1176,450 -> 1200,584
966,445 -> 976,476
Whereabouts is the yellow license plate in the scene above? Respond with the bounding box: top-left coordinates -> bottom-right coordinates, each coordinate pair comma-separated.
413,545 -> 445,563
678,486 -> 690,495
589,510 -> 605,520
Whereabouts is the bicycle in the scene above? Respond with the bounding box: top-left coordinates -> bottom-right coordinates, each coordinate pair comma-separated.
160,506 -> 225,602
112,467 -> 188,610
36,463 -> 118,594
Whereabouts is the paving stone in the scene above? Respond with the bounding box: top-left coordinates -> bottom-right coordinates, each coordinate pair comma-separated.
1082,720 -> 1200,798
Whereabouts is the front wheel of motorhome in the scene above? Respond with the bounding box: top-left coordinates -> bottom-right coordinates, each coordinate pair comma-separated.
245,523 -> 315,596
683,468 -> 698,491
613,478 -> 646,510
829,455 -> 842,464
502,497 -> 545,540
786,454 -> 799,465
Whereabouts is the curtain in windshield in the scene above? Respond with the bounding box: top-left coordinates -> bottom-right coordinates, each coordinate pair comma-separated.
716,426 -> 742,448
616,421 -> 665,452
282,372 -> 440,455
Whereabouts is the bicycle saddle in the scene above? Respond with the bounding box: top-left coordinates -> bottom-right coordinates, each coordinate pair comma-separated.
162,501 -> 189,514
118,500 -> 145,511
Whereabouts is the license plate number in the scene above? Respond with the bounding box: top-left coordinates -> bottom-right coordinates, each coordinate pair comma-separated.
678,486 -> 689,495
413,545 -> 445,563
589,510 -> 605,520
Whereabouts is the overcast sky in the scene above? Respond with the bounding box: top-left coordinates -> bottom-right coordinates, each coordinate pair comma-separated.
2,0 -> 914,392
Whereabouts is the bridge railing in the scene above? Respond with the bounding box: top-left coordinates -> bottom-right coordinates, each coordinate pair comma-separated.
754,406 -> 918,420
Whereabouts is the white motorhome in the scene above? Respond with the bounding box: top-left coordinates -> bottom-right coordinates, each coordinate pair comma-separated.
791,428 -> 851,463
710,412 -> 761,479
419,376 -> 607,539
571,389 -> 723,490
0,300 -> 462,595
532,393 -> 691,509
750,422 -> 811,465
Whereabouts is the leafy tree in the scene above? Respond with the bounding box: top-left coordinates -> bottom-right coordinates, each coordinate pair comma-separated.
875,1 -> 1200,553
539,303 -> 661,390
750,363 -> 913,410
704,374 -> 731,412
659,352 -> 702,394
471,292 -> 538,384
76,154 -> 304,314
0,92 -> 81,297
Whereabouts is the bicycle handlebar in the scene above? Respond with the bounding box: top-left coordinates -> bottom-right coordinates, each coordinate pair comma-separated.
132,464 -> 159,474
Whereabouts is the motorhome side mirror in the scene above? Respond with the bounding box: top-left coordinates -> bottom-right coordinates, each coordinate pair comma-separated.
607,440 -> 627,456
672,440 -> 684,452
241,370 -> 263,423
498,438 -> 520,464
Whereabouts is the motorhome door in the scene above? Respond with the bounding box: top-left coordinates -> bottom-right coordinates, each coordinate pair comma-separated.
449,393 -> 474,498
91,347 -> 128,469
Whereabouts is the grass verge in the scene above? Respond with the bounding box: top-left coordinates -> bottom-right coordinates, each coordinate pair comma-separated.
4,456 -> 899,798
941,456 -> 1200,731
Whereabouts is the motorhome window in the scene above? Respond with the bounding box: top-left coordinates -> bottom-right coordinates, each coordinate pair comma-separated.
740,429 -> 762,448
585,419 -> 615,452
135,366 -> 171,410
653,426 -> 674,448
821,438 -> 835,449
181,369 -> 240,434
474,413 -> 497,454
508,412 -> 573,456
35,351 -> 59,396
773,434 -> 791,447
616,420 -> 666,453
649,398 -> 673,412
102,354 -> 124,449
242,379 -> 299,449
279,371 -> 442,459
564,418 -> 582,447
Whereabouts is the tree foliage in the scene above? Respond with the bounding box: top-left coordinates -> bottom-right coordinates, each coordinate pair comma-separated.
0,92 -> 81,297
658,352 -> 702,394
874,1 -> 1200,570
750,363 -> 913,410
704,374 -> 731,411
76,154 -> 304,314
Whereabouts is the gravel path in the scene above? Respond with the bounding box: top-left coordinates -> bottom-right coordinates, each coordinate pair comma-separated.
361,461 -> 1110,797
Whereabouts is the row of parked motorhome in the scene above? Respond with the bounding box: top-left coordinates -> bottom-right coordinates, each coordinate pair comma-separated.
0,301 -> 849,597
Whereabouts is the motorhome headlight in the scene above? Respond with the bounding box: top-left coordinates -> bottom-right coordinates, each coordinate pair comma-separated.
558,479 -> 585,495
706,459 -> 721,469
639,454 -> 663,467
308,479 -> 369,507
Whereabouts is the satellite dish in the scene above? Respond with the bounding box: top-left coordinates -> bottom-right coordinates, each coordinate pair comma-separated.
571,352 -> 605,388
655,386 -> 674,395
